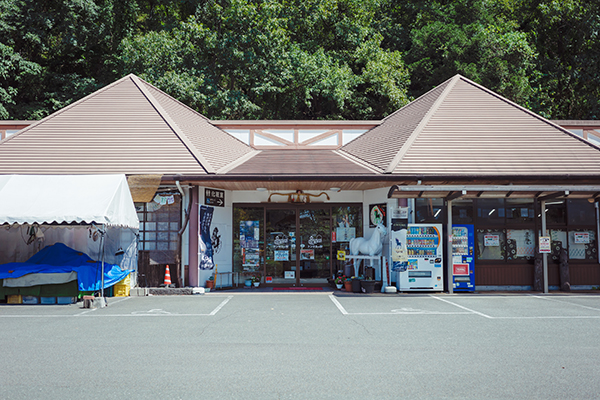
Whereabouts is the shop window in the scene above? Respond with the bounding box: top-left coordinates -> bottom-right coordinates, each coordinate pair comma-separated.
415,198 -> 444,223
568,229 -> 597,260
332,205 -> 363,274
567,199 -> 596,225
544,200 -> 566,225
452,199 -> 473,224
476,199 -> 505,224
233,207 -> 264,274
506,229 -> 535,260
135,196 -> 181,264
476,229 -> 506,260
506,199 -> 534,224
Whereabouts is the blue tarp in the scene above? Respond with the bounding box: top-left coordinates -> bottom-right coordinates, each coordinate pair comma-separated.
0,243 -> 132,291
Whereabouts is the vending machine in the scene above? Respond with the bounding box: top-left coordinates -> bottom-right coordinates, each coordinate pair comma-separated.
451,224 -> 475,292
397,224 -> 444,291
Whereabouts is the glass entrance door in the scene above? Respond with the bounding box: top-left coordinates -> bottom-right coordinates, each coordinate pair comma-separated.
265,207 -> 331,286
265,209 -> 296,285
298,208 -> 330,285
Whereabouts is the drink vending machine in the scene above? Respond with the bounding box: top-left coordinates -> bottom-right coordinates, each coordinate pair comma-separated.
396,224 -> 444,292
451,224 -> 475,291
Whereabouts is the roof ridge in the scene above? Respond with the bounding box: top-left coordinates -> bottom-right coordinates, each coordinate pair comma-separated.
333,149 -> 384,174
384,75 -> 461,173
129,76 -> 212,174
133,76 -> 256,164
0,74 -> 135,145
216,149 -> 262,174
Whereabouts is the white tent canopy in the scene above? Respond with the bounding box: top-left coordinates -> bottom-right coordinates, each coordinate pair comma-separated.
0,174 -> 139,229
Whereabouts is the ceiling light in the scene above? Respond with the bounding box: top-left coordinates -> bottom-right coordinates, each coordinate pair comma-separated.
256,188 -> 267,192
330,187 -> 341,192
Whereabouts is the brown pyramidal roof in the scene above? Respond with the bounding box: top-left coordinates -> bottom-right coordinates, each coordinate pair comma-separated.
340,74 -> 600,177
0,74 -> 257,175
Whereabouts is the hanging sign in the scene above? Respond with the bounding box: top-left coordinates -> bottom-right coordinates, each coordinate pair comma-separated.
337,250 -> 346,261
539,236 -> 551,253
199,205 -> 215,270
205,188 -> 225,207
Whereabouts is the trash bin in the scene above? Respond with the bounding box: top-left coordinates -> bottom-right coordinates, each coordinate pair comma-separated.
351,278 -> 362,293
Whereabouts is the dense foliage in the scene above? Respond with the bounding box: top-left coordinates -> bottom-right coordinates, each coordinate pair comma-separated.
1,0 -> 599,120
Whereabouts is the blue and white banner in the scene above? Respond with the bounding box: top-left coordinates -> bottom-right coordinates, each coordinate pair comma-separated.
199,205 -> 215,270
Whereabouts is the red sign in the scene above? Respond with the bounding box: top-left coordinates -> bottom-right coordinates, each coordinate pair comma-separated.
453,264 -> 469,276
265,276 -> 273,283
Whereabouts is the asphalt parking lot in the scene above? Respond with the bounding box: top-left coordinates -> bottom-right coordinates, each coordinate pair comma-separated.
2,291 -> 600,399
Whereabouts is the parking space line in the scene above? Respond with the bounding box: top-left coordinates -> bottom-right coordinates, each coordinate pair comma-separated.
529,295 -> 600,312
329,294 -> 473,316
430,295 -> 493,319
329,295 -> 348,314
209,296 -> 233,315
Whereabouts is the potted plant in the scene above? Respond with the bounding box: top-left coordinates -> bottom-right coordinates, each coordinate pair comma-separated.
343,276 -> 352,292
334,275 -> 346,290
360,276 -> 376,293
351,276 -> 362,293
205,275 -> 215,290
251,275 -> 261,287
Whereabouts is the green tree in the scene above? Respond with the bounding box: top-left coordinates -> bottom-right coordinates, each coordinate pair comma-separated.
120,0 -> 410,119
392,0 -> 538,108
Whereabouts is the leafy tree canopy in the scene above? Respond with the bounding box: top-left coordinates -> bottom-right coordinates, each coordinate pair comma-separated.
1,0 -> 599,120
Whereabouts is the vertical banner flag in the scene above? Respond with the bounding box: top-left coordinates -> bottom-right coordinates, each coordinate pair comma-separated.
199,205 -> 215,270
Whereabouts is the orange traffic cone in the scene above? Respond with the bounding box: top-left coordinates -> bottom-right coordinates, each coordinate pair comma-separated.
164,265 -> 172,285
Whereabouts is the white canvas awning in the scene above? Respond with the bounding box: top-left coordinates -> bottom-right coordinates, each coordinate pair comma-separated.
0,175 -> 139,229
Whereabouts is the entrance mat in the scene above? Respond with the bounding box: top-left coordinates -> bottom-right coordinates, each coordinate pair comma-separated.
272,287 -> 324,291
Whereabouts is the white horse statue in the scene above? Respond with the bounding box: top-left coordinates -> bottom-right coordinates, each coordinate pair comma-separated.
349,223 -> 387,276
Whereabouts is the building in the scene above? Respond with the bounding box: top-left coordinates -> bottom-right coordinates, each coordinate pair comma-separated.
1,73 -> 599,292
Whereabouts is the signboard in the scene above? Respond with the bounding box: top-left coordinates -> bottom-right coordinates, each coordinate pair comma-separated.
205,188 -> 225,207
369,203 -> 387,227
265,276 -> 273,283
284,271 -> 295,279
539,236 -> 551,253
484,234 -> 500,247
453,264 -> 469,276
337,250 -> 346,261
574,232 -> 590,244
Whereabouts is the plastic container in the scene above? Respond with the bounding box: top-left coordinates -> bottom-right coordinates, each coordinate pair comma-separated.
7,295 -> 22,304
113,284 -> 130,297
56,297 -> 74,305
40,297 -> 56,305
22,295 -> 39,305
119,273 -> 131,286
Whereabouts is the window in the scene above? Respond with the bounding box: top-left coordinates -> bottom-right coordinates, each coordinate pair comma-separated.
136,195 -> 181,264
506,199 -> 534,224
452,198 -> 473,224
506,229 -> 535,260
568,229 -> 597,260
476,199 -> 505,224
476,229 -> 506,260
233,207 -> 264,273
415,198 -> 444,223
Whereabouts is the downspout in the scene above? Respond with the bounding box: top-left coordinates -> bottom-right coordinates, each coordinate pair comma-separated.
596,202 -> 600,265
176,180 -> 192,287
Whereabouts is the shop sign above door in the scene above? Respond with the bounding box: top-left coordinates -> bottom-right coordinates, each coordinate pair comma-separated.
205,188 -> 225,207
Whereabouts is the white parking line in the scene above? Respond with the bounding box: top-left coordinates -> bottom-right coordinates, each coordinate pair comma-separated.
429,296 -> 494,319
530,294 -> 600,311
0,295 -> 233,318
329,294 -> 473,316
329,295 -> 348,315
